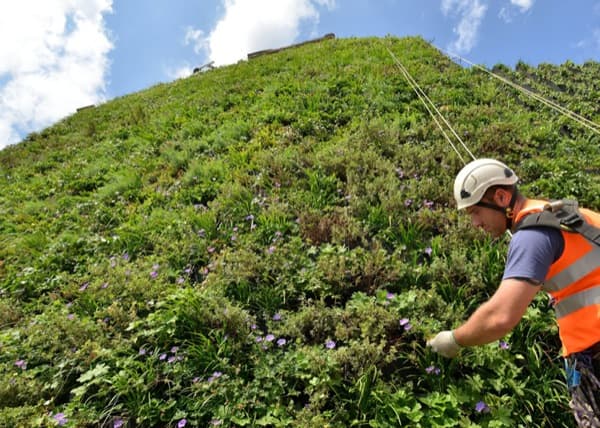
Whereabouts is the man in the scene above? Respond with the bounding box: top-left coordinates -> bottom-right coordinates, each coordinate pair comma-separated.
426,158 -> 600,426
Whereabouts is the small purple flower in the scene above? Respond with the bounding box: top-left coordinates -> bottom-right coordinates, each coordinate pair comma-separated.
386,292 -> 395,300
150,271 -> 158,279
101,282 -> 109,289
207,246 -> 215,253
499,340 -> 510,350
208,371 -> 222,382
325,339 -> 336,349
424,247 -> 433,257
265,334 -> 275,342
67,314 -> 75,321
122,252 -> 130,262
53,412 -> 68,426
395,167 -> 404,178
178,418 -> 187,427
423,200 -> 434,209
210,419 -> 222,426
277,338 -> 287,347
138,347 -> 147,356
167,356 -> 177,363
15,359 -> 27,370
177,277 -> 185,284
198,229 -> 206,237
399,318 -> 412,331
255,336 -> 263,343
79,282 -> 89,291
171,346 -> 179,353
250,323 -> 257,330
113,418 -> 124,428
425,365 -> 441,375
159,353 -> 167,361
245,214 -> 254,221
267,246 -> 276,254
272,313 -> 282,321
404,198 -> 413,207
475,401 -> 490,413
192,376 -> 201,383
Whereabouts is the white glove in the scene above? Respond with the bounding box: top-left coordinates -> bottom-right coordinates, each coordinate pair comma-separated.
427,330 -> 461,358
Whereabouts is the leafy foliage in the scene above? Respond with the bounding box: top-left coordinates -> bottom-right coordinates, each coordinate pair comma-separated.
1,35 -> 598,426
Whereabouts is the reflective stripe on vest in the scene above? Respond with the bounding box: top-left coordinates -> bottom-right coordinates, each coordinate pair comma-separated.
545,245 -> 600,292
554,285 -> 600,318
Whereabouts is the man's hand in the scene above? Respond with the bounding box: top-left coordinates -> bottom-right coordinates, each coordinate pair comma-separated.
426,330 -> 461,358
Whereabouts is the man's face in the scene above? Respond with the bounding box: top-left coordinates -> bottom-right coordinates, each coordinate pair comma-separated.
465,198 -> 507,238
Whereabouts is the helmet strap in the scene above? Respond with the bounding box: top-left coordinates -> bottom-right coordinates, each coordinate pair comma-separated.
475,188 -> 519,229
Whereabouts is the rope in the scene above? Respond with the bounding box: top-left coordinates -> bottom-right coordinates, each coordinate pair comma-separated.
383,44 -> 476,165
436,46 -> 600,136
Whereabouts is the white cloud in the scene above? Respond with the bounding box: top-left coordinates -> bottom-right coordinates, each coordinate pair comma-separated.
0,0 -> 113,149
185,0 -> 335,67
441,0 -> 488,54
510,0 -> 534,12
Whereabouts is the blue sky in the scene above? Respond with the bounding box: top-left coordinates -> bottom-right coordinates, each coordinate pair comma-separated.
1,0 -> 599,150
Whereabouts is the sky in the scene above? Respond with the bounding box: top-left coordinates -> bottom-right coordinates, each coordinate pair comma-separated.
0,0 -> 599,150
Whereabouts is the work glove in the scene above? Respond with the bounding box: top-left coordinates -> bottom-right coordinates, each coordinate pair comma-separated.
426,330 -> 461,358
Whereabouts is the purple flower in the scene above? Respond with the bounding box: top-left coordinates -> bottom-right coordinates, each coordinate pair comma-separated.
265,334 -> 275,342
277,338 -> 287,347
177,277 -> 185,284
210,419 -> 222,426
499,340 -> 510,350
122,252 -> 130,262
171,346 -> 179,353
250,323 -> 257,330
113,419 -> 124,428
399,318 -> 412,331
425,365 -> 441,375
255,336 -> 263,343
15,359 -> 27,370
395,168 -> 404,178
267,246 -> 276,254
178,418 -> 187,427
79,282 -> 89,291
423,200 -> 434,209
325,340 -> 336,349
198,229 -> 206,237
386,292 -> 395,300
192,376 -> 201,383
207,246 -> 215,253
53,412 -> 68,426
475,401 -> 490,413
67,314 -> 75,321
245,214 -> 254,221
101,282 -> 109,289
404,198 -> 413,207
159,353 -> 167,361
167,356 -> 177,363
138,347 -> 147,356
272,313 -> 282,321
424,247 -> 433,256
150,271 -> 158,279
208,371 -> 222,382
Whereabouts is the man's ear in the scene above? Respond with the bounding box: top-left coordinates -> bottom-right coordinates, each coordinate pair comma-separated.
494,189 -> 510,207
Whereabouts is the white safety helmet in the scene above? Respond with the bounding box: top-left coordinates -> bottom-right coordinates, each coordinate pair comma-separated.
453,158 -> 518,210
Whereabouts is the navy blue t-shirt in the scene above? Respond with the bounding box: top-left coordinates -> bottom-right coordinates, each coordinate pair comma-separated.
502,227 -> 565,284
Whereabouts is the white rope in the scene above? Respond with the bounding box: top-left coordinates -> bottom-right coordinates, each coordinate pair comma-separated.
383,44 -> 477,165
437,46 -> 600,136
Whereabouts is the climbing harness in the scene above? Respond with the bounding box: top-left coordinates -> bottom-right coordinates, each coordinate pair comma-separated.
514,199 -> 600,246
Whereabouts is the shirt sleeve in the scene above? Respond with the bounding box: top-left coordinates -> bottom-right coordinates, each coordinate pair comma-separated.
502,227 -> 565,284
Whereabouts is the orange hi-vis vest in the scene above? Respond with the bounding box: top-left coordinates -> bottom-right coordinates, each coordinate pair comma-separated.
512,199 -> 600,356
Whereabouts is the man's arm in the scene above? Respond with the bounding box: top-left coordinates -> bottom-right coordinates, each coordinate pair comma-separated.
453,278 -> 541,346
